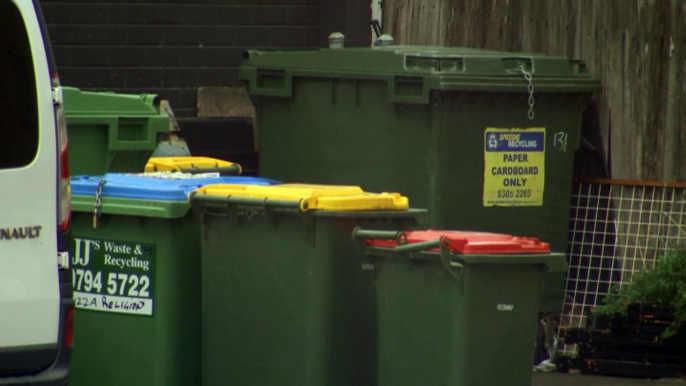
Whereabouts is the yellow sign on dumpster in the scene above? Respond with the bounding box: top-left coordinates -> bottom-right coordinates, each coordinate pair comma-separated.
483,127 -> 545,207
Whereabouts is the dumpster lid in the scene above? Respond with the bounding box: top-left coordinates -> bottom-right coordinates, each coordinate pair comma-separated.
240,47 -> 600,103
145,156 -> 242,174
62,87 -> 163,116
241,46 -> 600,89
192,183 -> 409,211
366,230 -> 550,254
71,173 -> 280,201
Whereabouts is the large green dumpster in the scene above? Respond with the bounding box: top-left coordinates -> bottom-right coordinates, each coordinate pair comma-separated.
63,87 -> 170,175
68,173 -> 280,386
239,45 -> 601,313
190,184 -> 427,386
355,229 -> 567,386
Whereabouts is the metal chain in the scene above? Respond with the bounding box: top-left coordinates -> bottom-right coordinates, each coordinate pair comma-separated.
93,179 -> 107,228
518,65 -> 535,120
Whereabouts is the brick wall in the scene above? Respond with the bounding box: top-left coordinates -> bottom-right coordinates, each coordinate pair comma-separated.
41,0 -> 320,117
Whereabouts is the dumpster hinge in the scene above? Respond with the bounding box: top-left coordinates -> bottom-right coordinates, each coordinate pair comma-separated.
301,214 -> 315,246
266,206 -> 280,230
440,247 -> 464,294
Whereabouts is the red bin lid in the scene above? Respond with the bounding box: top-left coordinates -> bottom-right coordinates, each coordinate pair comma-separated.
365,230 -> 550,254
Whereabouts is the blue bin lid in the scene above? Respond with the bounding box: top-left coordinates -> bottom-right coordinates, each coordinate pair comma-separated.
71,173 -> 282,201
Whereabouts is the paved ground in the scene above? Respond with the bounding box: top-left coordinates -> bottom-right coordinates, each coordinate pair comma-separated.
532,371 -> 685,385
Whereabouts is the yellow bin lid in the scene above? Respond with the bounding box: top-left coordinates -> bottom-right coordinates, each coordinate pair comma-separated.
192,183 -> 409,212
145,156 -> 242,174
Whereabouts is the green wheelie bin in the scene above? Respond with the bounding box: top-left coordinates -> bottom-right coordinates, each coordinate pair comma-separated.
190,183 -> 427,386
354,229 -> 567,386
63,87 -> 170,175
239,44 -> 601,313
68,173 -> 280,386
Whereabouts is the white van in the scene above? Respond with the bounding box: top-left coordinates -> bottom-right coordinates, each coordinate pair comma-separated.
0,0 -> 73,384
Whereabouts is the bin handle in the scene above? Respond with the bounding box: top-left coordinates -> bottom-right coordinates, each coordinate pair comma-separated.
109,116 -> 167,150
180,165 -> 242,176
388,76 -> 429,104
352,228 -> 442,254
189,192 -> 303,211
248,68 -> 293,97
353,227 -> 447,254
568,59 -> 588,74
352,227 -> 406,242
354,228 -> 465,286
392,239 -> 441,254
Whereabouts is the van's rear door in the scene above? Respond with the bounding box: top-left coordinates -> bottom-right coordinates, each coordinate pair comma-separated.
0,0 -> 61,373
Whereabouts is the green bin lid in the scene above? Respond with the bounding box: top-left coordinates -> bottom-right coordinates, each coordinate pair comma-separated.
239,45 -> 601,103
62,87 -> 163,116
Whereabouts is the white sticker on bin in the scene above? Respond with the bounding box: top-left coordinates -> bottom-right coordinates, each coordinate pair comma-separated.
131,172 -> 221,179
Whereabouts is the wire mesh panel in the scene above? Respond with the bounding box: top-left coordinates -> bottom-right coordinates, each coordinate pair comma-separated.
558,178 -> 686,356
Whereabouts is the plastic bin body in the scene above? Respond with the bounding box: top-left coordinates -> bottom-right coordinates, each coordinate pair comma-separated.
67,174 -> 280,386
191,184 -> 426,386
240,46 -> 601,312
358,230 -> 567,386
69,209 -> 199,386
63,87 -> 170,175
